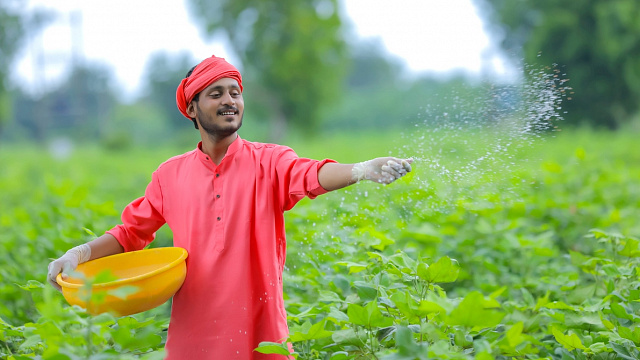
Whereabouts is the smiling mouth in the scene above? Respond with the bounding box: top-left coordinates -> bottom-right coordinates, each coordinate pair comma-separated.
218,108 -> 238,116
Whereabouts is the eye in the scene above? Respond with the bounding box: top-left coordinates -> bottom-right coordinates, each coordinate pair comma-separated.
210,92 -> 221,98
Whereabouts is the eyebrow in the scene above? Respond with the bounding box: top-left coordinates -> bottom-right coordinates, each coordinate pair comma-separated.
206,84 -> 241,92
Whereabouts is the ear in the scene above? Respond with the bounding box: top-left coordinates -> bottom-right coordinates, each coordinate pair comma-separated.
186,101 -> 197,119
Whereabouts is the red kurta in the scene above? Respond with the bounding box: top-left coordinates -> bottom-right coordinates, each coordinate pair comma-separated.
106,136 -> 334,359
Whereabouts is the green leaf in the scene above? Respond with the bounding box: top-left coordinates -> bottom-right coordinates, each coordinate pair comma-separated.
254,341 -> 291,355
319,290 -> 344,303
506,322 -> 525,347
417,300 -> 446,317
551,326 -> 586,351
618,238 -> 640,257
327,307 -> 349,323
366,301 -> 393,328
445,291 -> 504,328
332,329 -> 361,346
289,320 -> 332,342
347,301 -> 392,328
336,261 -> 368,274
419,256 -> 460,283
611,302 -> 633,320
347,303 -> 369,326
353,281 -> 378,301
17,280 -> 45,290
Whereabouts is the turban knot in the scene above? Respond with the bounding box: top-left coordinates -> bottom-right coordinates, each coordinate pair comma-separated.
176,55 -> 243,119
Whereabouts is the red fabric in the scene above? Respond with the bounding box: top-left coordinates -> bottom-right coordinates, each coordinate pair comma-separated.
106,136 -> 335,359
175,55 -> 243,119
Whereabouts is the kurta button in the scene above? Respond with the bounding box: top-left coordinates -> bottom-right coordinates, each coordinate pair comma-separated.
216,173 -> 220,177
216,194 -> 220,198
217,217 -> 221,221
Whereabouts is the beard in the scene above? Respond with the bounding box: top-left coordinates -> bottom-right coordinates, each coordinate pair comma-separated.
196,104 -> 243,139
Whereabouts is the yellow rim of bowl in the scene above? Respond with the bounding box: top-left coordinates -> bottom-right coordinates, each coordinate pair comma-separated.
56,247 -> 188,289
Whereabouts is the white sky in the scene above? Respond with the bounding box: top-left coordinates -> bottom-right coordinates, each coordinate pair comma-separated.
13,0 -> 512,100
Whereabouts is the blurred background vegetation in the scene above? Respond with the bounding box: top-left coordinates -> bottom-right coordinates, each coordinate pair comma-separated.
0,0 -> 639,150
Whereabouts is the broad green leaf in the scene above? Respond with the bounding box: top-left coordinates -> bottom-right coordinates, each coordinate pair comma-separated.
417,300 -> 446,317
332,329 -> 361,346
416,262 -> 430,281
618,238 -> 640,257
446,291 -> 504,328
319,290 -> 344,303
600,313 -> 615,330
506,322 -> 525,347
366,301 -> 393,328
420,256 -> 459,283
327,307 -> 349,323
17,280 -> 45,290
551,326 -> 586,351
290,320 -> 332,342
347,303 -> 369,326
353,281 -> 378,301
347,301 -> 392,328
254,341 -> 291,355
611,302 -> 633,320
489,286 -> 507,299
336,261 -> 368,274
390,292 -> 421,323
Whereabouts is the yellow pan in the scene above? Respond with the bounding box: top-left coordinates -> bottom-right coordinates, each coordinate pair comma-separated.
57,247 -> 188,317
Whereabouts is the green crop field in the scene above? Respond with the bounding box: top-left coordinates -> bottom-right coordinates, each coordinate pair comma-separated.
1,127 -> 640,359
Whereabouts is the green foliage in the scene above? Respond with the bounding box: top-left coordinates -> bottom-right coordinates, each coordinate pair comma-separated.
476,0 -> 640,129
140,51 -> 198,130
12,63 -> 118,141
0,0 -> 28,131
1,128 -> 640,358
186,0 -> 349,138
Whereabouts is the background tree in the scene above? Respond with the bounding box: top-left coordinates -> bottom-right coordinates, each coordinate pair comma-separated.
186,0 -> 349,139
141,51 -> 198,130
0,1 -> 27,137
475,0 -> 640,128
13,63 -> 117,141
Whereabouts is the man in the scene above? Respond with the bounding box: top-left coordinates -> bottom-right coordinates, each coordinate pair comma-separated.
47,55 -> 413,359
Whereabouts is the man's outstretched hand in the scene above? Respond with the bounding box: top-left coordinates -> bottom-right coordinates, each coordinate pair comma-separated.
352,157 -> 414,184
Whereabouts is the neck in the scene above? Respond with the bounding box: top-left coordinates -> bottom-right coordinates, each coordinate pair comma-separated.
200,132 -> 237,165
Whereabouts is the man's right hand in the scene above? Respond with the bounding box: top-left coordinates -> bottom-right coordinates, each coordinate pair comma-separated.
47,243 -> 91,292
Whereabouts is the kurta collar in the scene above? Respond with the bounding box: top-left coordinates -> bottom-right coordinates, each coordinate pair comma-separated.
196,135 -> 243,165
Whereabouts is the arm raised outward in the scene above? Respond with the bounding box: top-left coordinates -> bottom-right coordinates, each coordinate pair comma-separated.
318,157 -> 413,191
47,233 -> 124,291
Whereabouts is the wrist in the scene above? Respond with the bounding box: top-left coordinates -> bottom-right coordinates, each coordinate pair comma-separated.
66,243 -> 92,264
351,161 -> 368,182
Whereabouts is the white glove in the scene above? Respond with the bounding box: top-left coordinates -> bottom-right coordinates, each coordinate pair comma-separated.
47,244 -> 91,292
352,157 -> 413,184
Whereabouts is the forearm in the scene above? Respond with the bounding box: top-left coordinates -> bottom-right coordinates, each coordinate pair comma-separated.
87,233 -> 124,260
318,163 -> 356,191
318,157 -> 414,190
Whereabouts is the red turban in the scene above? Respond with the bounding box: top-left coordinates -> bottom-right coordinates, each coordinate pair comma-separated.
175,55 -> 243,119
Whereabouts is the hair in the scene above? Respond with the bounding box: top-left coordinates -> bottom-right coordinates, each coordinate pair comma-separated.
185,66 -> 200,129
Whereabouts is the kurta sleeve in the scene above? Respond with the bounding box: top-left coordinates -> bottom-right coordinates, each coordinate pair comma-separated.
274,147 -> 336,211
106,171 -> 166,252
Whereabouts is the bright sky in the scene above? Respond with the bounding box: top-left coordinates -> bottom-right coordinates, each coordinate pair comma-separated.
13,0 -> 511,99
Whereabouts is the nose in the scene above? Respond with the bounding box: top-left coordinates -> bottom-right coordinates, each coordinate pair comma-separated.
221,91 -> 235,106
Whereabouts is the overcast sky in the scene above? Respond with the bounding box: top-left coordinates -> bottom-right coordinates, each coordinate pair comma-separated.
12,0 -> 512,99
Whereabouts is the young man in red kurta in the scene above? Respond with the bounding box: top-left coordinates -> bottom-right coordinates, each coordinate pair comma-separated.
47,55 -> 413,359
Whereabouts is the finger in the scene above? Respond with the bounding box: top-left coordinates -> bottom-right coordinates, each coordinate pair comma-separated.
401,160 -> 412,172
387,160 -> 404,172
47,270 -> 63,292
381,165 -> 403,179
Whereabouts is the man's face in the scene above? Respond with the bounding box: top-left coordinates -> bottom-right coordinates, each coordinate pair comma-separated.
189,77 -> 244,138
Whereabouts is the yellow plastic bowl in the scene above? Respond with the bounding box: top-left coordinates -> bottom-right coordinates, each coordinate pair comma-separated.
57,247 -> 188,316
